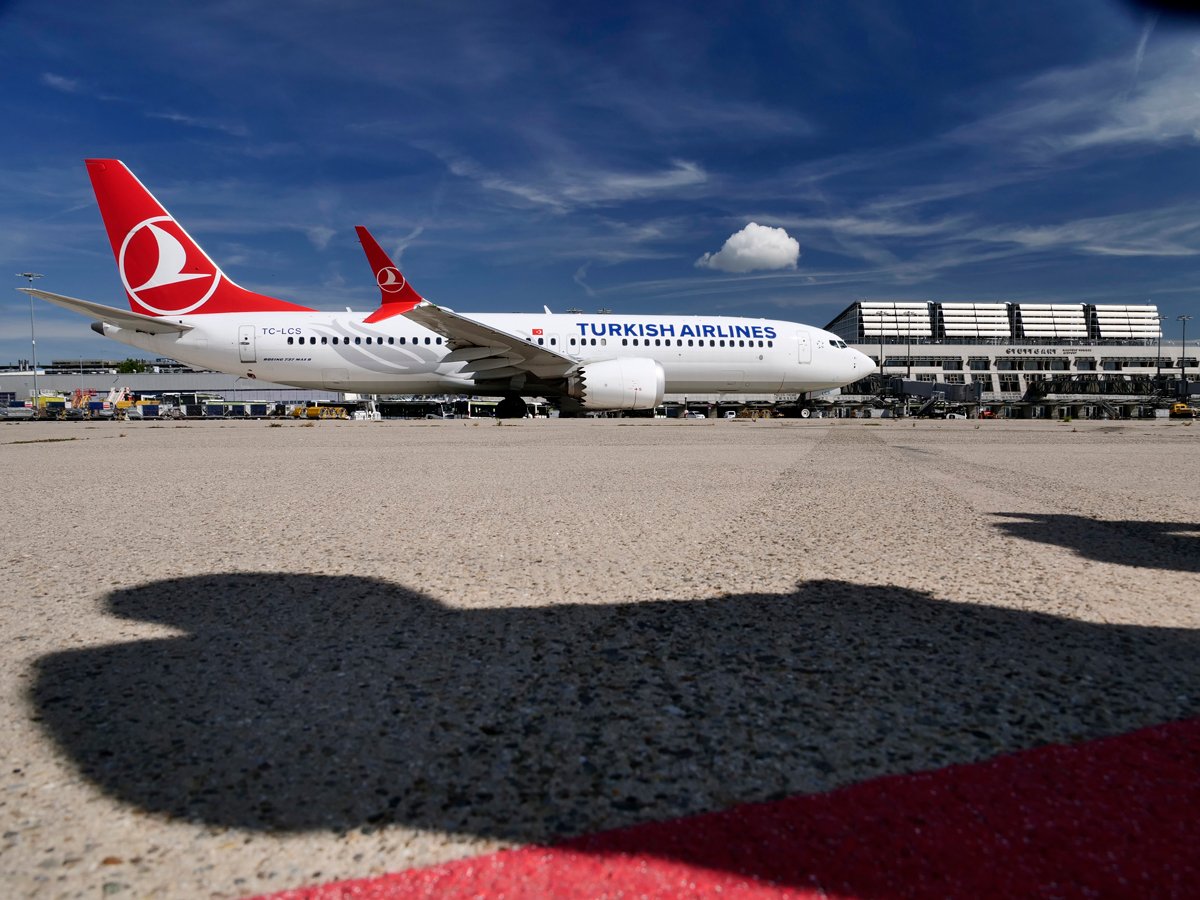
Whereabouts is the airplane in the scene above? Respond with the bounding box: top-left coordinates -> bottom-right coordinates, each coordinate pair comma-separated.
21,159 -> 876,417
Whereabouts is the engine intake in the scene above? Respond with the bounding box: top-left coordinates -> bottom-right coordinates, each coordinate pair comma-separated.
567,357 -> 665,410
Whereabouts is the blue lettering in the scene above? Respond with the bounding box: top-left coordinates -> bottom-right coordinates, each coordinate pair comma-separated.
702,325 -> 716,338
623,323 -> 637,337
646,323 -> 658,337
575,323 -> 589,335
589,323 -> 606,337
734,325 -> 750,339
751,326 -> 764,339
764,326 -> 777,339
660,324 -> 675,337
680,324 -> 695,338
608,323 -> 621,337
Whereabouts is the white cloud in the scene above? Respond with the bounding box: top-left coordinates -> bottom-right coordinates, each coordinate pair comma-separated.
695,222 -> 800,273
40,73 -> 81,94
949,37 -> 1200,158
145,110 -> 249,138
421,142 -> 707,212
562,160 -> 706,204
573,261 -> 595,297
973,206 -> 1200,258
304,225 -> 336,250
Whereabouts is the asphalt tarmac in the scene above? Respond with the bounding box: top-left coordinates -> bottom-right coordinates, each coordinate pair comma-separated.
2,417 -> 1197,898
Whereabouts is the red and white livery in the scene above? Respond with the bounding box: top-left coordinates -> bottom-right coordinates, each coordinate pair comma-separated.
24,160 -> 875,414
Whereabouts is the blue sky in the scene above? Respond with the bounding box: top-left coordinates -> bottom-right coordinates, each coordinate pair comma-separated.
3,0 -> 1200,363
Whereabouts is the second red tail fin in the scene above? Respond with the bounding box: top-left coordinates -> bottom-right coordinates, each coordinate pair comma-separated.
356,226 -> 425,323
86,159 -> 313,316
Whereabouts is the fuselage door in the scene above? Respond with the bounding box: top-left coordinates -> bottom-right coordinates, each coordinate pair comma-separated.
797,330 -> 811,365
238,325 -> 256,363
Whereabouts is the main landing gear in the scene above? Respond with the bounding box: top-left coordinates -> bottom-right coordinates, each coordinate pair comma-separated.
495,396 -> 529,419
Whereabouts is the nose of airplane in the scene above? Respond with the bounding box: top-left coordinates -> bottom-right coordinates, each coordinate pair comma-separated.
854,348 -> 877,375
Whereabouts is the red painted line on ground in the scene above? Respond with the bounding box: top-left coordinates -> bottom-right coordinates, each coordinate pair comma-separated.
260,717 -> 1200,899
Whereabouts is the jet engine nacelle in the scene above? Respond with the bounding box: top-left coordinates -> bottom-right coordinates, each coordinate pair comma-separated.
567,357 -> 666,410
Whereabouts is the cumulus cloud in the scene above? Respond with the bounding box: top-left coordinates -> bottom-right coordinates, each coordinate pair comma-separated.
695,222 -> 800,273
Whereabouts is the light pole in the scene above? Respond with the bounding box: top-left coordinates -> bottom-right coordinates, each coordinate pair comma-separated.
1180,315 -> 1193,385
17,273 -> 44,406
878,311 -> 886,385
905,311 -> 914,379
1155,314 -> 1167,379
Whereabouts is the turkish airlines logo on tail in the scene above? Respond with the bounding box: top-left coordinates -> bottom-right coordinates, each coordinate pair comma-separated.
119,216 -> 220,314
376,266 -> 406,294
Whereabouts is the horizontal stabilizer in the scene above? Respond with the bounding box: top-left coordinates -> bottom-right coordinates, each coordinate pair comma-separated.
19,288 -> 192,334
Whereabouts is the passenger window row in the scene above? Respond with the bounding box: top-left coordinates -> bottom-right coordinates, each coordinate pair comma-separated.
284,333 -> 774,350
287,335 -> 444,346
568,337 -> 773,349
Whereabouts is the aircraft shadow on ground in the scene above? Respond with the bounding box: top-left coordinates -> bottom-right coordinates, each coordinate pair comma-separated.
31,574 -> 1200,845
992,512 -> 1200,573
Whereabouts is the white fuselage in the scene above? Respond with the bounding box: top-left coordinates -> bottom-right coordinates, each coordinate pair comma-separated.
96,310 -> 873,396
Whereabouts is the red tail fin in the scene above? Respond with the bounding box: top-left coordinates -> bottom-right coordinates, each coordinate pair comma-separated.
85,159 -> 313,316
356,225 -> 425,323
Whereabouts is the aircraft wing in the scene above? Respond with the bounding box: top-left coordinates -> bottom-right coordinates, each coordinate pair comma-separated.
403,300 -> 574,380
19,289 -> 192,334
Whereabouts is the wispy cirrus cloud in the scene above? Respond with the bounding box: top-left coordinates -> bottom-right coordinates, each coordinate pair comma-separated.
422,142 -> 707,212
563,160 -> 706,204
145,110 -> 250,138
972,206 -> 1200,258
948,36 -> 1200,158
40,72 -> 82,94
39,70 -> 249,138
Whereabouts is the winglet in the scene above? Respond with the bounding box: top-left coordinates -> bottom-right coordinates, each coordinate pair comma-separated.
356,225 -> 425,323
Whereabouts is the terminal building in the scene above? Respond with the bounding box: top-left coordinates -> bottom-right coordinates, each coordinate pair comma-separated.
825,301 -> 1196,418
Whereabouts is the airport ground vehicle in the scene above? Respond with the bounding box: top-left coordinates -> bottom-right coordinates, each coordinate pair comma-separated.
2,401 -> 35,420
1168,402 -> 1198,419
979,409 -> 997,419
291,404 -> 348,420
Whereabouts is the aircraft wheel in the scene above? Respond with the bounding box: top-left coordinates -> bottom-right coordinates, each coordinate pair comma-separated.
496,396 -> 528,419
